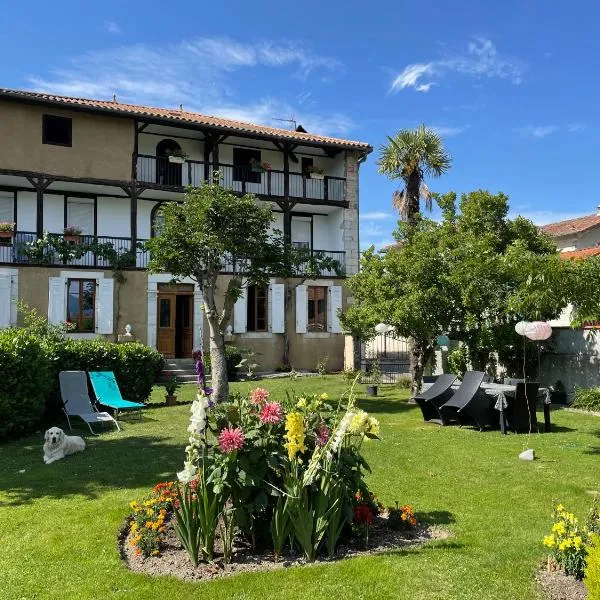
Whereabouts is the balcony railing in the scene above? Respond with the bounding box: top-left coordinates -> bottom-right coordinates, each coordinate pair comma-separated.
136,155 -> 346,202
0,233 -> 345,276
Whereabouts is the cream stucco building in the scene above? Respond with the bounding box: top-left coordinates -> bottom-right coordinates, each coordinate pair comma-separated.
0,88 -> 371,371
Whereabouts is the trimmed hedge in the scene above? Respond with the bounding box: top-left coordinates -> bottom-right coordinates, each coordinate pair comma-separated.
0,334 -> 164,439
0,329 -> 53,439
204,346 -> 242,381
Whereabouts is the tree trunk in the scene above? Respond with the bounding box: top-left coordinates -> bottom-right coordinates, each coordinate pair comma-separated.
409,338 -> 433,396
202,278 -> 229,403
405,171 -> 421,226
207,315 -> 229,403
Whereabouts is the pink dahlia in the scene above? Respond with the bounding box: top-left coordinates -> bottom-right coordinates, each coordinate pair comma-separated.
316,422 -> 330,447
218,426 -> 245,453
250,387 -> 270,405
259,401 -> 283,424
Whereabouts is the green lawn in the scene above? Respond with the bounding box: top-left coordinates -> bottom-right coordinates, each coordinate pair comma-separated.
2,375 -> 599,600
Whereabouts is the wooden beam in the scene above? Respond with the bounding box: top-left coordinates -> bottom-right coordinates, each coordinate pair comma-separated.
132,119 -> 139,180
274,141 -> 298,163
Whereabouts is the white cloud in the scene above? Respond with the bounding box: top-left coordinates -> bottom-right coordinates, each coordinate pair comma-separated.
103,20 -> 122,34
430,124 -> 469,137
26,37 -> 349,136
360,211 -> 394,221
517,125 -> 558,138
516,123 -> 587,139
389,63 -> 435,93
389,37 -> 524,94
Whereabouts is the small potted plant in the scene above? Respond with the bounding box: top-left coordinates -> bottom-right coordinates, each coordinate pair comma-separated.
308,165 -> 325,180
366,361 -> 381,397
0,222 -> 15,239
63,225 -> 82,243
166,149 -> 187,164
164,375 -> 180,405
249,158 -> 271,173
551,380 -> 567,404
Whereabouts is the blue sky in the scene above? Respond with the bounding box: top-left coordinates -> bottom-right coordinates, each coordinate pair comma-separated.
1,0 -> 597,248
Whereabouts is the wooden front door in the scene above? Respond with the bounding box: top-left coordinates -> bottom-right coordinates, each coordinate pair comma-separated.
176,294 -> 194,358
157,293 -> 176,358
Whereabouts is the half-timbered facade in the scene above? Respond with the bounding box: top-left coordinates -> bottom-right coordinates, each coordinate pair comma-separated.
0,88 -> 371,370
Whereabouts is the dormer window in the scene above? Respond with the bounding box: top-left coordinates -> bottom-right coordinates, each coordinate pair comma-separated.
42,115 -> 72,147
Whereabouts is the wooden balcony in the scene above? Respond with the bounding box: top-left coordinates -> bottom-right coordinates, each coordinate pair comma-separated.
136,155 -> 346,202
0,232 -> 345,276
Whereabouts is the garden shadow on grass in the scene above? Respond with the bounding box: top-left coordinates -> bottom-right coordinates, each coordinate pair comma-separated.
356,398 -> 416,414
418,510 -> 456,526
0,434 -> 182,506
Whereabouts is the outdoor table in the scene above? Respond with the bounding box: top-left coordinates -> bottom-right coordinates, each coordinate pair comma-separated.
421,381 -> 550,433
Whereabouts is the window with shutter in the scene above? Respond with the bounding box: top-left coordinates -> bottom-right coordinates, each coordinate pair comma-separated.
307,286 -> 328,332
67,279 -> 96,332
66,198 -> 94,235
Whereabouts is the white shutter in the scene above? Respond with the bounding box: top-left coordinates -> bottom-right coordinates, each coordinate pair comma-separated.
328,285 -> 343,333
0,276 -> 11,328
147,286 -> 158,349
48,277 -> 66,324
67,198 -> 94,235
96,278 -> 114,334
270,283 -> 285,333
295,285 -> 307,333
233,287 -> 247,333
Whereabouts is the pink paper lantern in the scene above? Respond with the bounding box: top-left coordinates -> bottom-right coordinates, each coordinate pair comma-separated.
524,321 -> 552,341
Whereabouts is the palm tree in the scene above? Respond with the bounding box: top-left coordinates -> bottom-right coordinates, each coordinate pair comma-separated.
378,125 -> 451,224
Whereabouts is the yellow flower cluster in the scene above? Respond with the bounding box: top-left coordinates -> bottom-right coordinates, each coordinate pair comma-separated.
543,503 -> 589,573
284,411 -> 306,460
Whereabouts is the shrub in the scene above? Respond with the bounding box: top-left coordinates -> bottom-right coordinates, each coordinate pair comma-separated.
573,387 -> 600,411
586,535 -> 600,599
396,375 -> 412,389
204,345 -> 242,381
448,345 -> 468,379
0,329 -> 53,439
388,502 -> 417,530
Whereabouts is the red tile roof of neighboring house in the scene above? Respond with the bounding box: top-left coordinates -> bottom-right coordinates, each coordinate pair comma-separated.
541,213 -> 600,237
0,87 -> 372,152
559,246 -> 600,260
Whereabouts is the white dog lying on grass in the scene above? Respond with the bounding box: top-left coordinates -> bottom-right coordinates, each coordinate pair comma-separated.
43,427 -> 86,464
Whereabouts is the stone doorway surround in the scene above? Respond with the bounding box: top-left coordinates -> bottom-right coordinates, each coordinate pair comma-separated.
147,274 -> 203,352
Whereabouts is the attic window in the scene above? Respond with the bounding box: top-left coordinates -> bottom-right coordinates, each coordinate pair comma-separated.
42,115 -> 72,147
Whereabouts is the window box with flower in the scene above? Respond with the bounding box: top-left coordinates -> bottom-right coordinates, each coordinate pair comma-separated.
0,222 -> 15,239
249,158 -> 272,173
307,165 -> 325,180
63,225 -> 83,243
166,149 -> 188,164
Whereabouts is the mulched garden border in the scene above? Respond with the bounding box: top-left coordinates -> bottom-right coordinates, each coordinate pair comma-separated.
118,513 -> 449,583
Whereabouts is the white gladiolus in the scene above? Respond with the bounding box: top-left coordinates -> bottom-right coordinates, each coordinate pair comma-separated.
178,393 -> 211,484
177,461 -> 196,484
330,410 -> 354,455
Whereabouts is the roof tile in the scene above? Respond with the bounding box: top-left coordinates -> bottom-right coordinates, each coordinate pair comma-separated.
559,246 -> 600,260
541,214 -> 600,237
0,87 -> 372,151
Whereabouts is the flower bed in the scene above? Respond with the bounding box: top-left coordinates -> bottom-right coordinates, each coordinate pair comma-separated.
538,502 -> 600,599
119,384 -> 440,578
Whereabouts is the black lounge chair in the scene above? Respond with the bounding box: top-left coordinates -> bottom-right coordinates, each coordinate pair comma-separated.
438,371 -> 485,427
413,374 -> 457,424
504,382 -> 540,433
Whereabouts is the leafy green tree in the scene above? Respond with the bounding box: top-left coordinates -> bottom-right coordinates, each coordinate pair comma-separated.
342,190 -> 576,391
378,125 -> 451,224
146,183 -> 279,403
